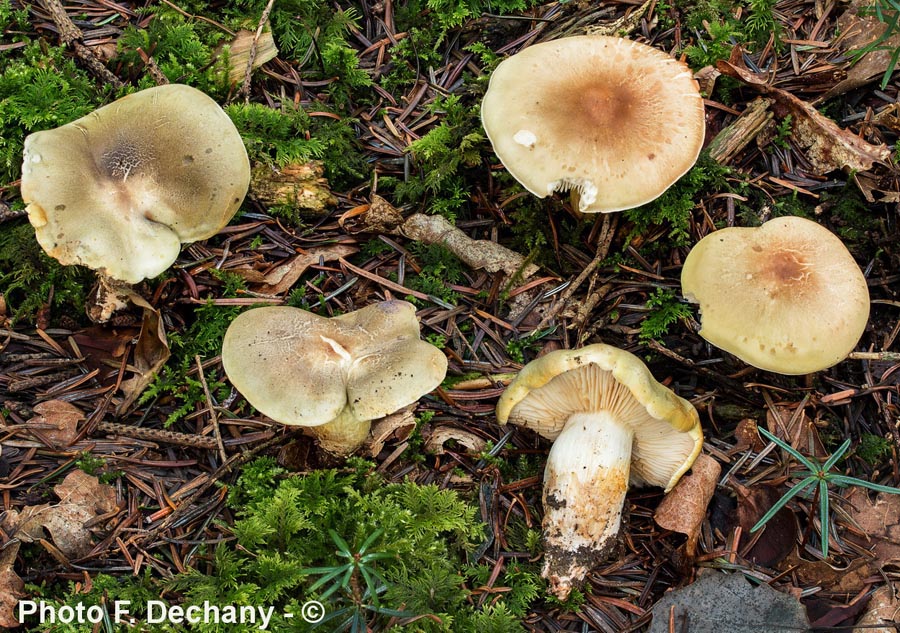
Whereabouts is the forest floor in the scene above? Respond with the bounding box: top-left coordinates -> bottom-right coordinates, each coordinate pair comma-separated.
2,0 -> 900,630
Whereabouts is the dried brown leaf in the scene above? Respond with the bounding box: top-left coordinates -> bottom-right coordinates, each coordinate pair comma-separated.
853,583 -> 900,633
654,454 -> 720,557
27,400 -> 83,447
42,504 -> 95,558
822,0 -> 900,100
0,504 -> 54,543
734,482 -> 798,566
765,405 -> 827,459
845,489 -> 900,565
117,290 -> 170,415
258,244 -> 359,295
364,406 -> 416,456
0,541 -> 25,629
53,470 -> 118,515
717,47 -> 892,174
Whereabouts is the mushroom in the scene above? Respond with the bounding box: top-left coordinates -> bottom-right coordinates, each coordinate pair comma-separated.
20,84 -> 250,318
221,300 -> 448,455
496,344 -> 703,600
680,216 -> 870,374
480,35 -> 705,213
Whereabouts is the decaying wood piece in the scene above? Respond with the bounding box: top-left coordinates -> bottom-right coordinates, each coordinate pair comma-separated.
250,162 -> 338,216
362,195 -> 539,279
707,97 -> 774,165
717,47 -> 892,174
400,214 -> 539,278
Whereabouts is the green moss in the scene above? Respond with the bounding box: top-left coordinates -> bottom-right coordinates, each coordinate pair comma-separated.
625,153 -> 732,247
168,461 -> 540,631
639,288 -> 693,342
0,41 -> 112,186
387,94 -> 485,220
226,101 -> 368,187
857,433 -> 893,466
405,242 -> 467,305
0,222 -> 94,325
117,6 -> 228,93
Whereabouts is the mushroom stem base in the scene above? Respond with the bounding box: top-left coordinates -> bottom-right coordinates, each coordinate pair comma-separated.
307,408 -> 371,456
88,275 -> 134,323
541,410 -> 633,600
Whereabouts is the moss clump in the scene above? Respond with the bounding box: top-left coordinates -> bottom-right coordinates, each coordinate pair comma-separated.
0,41 -> 112,186
624,152 -> 732,248
0,222 -> 93,325
160,458 -> 542,632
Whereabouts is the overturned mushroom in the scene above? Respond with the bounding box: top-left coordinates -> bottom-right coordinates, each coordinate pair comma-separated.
21,84 -> 250,318
681,216 -> 870,374
496,344 -> 703,599
481,35 -> 705,213
221,300 -> 448,455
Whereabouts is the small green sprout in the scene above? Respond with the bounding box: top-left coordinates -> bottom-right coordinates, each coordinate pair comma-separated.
751,426 -> 900,557
301,528 -> 413,631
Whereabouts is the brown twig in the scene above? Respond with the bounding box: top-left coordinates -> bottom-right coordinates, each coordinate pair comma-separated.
37,0 -> 125,89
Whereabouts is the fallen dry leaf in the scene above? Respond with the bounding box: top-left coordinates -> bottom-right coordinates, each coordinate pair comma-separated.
0,541 -> 25,629
41,504 -> 97,558
364,407 -> 416,457
853,583 -> 900,633
219,28 -> 278,85
845,488 -> 900,564
654,454 -> 720,557
53,469 -> 118,515
821,0 -> 900,100
117,290 -> 171,415
257,244 -> 359,295
717,47 -> 892,174
1,504 -> 55,544
424,425 -> 489,455
27,400 -> 83,447
734,482 -> 798,566
0,471 -> 118,559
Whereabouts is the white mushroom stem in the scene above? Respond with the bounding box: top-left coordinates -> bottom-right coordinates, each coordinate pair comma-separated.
541,410 -> 633,601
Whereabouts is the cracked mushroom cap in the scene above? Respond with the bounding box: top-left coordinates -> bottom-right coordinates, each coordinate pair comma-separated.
481,35 -> 705,213
681,216 -> 870,375
221,300 -> 448,451
496,344 -> 702,490
20,84 -> 250,284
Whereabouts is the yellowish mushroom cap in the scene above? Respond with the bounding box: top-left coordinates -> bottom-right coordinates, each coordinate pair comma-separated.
496,344 -> 702,490
681,216 -> 870,375
221,300 -> 448,454
481,36 -> 705,213
20,84 -> 250,284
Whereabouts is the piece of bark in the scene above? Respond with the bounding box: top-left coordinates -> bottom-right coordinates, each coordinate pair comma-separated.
219,28 -> 278,85
250,162 -> 337,216
707,97 -> 774,165
717,47 -> 892,174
